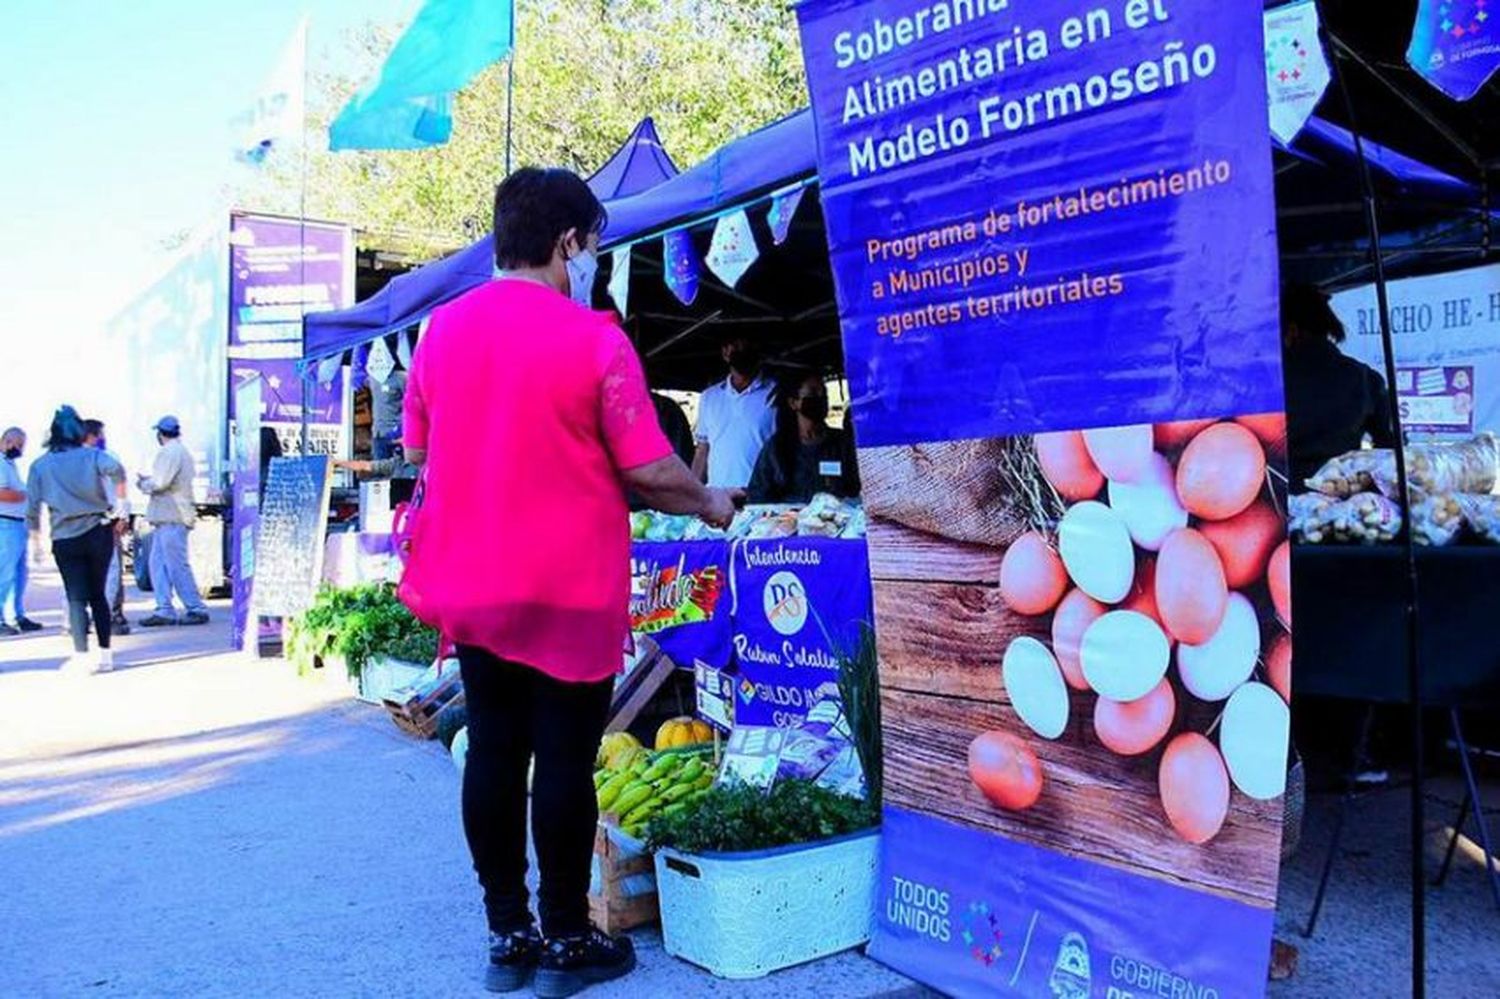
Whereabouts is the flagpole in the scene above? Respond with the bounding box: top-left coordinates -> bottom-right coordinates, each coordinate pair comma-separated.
299,16 -> 311,458
504,56 -> 515,177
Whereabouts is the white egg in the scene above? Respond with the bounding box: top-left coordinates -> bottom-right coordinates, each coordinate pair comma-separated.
1002,636 -> 1069,739
1220,682 -> 1290,800
1176,593 -> 1260,702
1058,501 -> 1135,604
1107,453 -> 1189,552
1080,611 -> 1170,702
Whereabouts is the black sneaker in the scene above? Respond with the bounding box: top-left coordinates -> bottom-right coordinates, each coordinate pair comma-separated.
139,615 -> 177,628
0,623 -> 17,638
181,611 -> 210,626
534,929 -> 636,999
484,926 -> 540,993
112,617 -> 132,636
15,617 -> 43,633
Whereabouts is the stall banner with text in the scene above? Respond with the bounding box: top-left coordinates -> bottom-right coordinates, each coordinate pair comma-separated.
629,541 -> 732,668
1331,263 -> 1500,440
731,537 -> 873,728
799,1 -> 1287,995
227,214 -> 352,458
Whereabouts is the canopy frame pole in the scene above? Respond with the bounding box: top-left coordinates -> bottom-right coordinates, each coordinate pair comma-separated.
646,311 -> 725,359
1323,30 -> 1482,171
1324,17 -> 1425,997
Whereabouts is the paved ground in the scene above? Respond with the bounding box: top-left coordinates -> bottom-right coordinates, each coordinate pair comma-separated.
2,569 -> 1497,997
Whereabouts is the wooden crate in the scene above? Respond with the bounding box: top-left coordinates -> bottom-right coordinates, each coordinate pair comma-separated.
382,667 -> 464,740
588,822 -> 659,934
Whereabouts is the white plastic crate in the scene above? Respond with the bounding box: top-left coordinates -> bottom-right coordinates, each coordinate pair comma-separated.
654,830 -> 879,979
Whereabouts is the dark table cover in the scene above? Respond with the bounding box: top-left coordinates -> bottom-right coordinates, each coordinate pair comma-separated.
1292,545 -> 1500,707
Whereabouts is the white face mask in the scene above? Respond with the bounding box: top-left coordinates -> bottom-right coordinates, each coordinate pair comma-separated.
566,248 -> 598,306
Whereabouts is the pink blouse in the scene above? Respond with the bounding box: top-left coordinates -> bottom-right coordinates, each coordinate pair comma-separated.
400,278 -> 671,683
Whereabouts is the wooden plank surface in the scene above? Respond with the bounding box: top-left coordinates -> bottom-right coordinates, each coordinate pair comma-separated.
867,517 -> 1004,584
881,687 -> 1282,907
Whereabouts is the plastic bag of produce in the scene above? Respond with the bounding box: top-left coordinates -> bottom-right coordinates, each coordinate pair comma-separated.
1457,494 -> 1500,543
1411,493 -> 1464,546
797,493 -> 851,537
1305,449 -> 1385,497
839,506 -> 868,540
1332,492 -> 1403,544
1372,433 -> 1500,499
746,511 -> 799,539
1289,493 -> 1339,544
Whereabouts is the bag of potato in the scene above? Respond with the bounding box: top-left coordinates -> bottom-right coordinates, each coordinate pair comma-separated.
1289,493 -> 1339,544
1373,433 -> 1500,499
1305,449 -> 1386,498
1331,492 -> 1403,544
1457,494 -> 1500,543
1411,493 -> 1464,546
860,439 -> 1029,546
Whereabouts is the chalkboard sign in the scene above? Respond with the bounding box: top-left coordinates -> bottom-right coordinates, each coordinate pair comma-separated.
253,455 -> 333,617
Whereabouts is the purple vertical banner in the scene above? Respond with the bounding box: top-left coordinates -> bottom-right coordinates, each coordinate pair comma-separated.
797,1 -> 1288,996
230,377 -> 263,650
227,214 -> 353,457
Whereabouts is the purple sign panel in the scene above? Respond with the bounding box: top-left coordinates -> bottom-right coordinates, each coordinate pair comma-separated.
229,214 -> 352,346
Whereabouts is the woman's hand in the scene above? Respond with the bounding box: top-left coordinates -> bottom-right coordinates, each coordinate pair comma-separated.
701,488 -> 742,530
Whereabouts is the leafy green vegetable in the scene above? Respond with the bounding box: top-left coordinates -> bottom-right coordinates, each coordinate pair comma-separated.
645,780 -> 878,855
285,584 -> 438,679
834,623 -> 883,810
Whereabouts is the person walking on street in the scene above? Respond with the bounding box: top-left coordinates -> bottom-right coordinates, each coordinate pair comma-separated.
25,407 -> 126,673
1,427 -> 45,636
136,416 -> 208,627
400,168 -> 738,997
82,420 -> 131,635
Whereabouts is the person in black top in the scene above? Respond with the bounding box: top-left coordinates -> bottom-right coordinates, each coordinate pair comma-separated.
651,392 -> 694,467
746,372 -> 860,504
1281,283 -> 1397,489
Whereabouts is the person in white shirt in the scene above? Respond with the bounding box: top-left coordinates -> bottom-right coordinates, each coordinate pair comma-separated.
691,335 -> 775,488
0,427 -> 43,636
136,416 -> 209,627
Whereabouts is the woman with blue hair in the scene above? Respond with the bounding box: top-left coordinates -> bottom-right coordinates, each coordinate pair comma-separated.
25,406 -> 127,674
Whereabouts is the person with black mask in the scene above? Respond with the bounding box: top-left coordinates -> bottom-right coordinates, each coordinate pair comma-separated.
1281,284 -> 1397,489
691,334 -> 775,488
747,372 -> 860,504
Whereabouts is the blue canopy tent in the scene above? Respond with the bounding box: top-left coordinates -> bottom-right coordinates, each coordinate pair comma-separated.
302,104 -> 1485,383
303,117 -> 681,363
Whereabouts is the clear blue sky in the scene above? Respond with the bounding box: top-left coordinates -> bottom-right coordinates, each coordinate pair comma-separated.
0,0 -> 413,440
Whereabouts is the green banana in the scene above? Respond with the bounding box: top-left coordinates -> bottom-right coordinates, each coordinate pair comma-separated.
596,772 -> 633,811
612,781 -> 654,817
640,755 -> 683,783
593,769 -> 612,790
622,797 -> 663,826
661,783 -> 695,804
661,802 -> 688,818
675,759 -> 705,785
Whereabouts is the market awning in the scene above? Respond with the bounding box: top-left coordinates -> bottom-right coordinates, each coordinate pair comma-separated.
303,116 -> 684,363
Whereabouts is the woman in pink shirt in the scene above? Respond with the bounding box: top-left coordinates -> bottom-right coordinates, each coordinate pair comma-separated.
401,167 -> 736,997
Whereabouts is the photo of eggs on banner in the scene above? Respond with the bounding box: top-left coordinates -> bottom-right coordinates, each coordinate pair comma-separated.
975,414 -> 1292,847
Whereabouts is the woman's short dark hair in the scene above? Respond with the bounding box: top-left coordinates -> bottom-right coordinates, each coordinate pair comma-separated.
1281,283 -> 1346,344
493,167 -> 607,270
46,405 -> 85,451
82,418 -> 105,439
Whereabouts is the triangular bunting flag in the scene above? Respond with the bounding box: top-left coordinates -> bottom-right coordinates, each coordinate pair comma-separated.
397,328 -> 415,369
316,353 -> 343,387
705,210 -> 759,288
663,230 -> 700,306
1408,0 -> 1500,101
367,336 -> 396,385
767,185 -> 806,245
609,246 -> 631,317
1264,2 -> 1330,144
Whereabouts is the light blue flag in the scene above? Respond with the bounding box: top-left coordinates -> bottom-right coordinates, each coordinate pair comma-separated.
330,0 -> 514,151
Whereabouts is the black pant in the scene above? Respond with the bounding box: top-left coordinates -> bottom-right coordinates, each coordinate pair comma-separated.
54,524 -> 114,654
457,647 -> 613,938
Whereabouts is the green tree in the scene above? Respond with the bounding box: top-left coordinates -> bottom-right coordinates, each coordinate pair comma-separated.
240,0 -> 807,254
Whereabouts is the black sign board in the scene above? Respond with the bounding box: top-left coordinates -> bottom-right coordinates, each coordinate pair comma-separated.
253,455 -> 333,617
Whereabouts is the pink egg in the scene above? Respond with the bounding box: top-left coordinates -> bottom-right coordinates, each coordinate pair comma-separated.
1236,412 -> 1287,457
1051,588 -> 1105,691
1266,632 -> 1292,704
1154,418 -> 1218,451
1156,529 -> 1229,645
1083,424 -> 1155,483
1176,423 -> 1267,521
1197,501 -> 1285,590
969,731 -> 1044,811
1159,733 -> 1230,845
1268,541 -> 1292,628
1036,431 -> 1106,501
1094,679 -> 1176,756
999,532 -> 1069,616
1121,557 -> 1161,625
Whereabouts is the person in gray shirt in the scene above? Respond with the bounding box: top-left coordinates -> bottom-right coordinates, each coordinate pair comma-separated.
26,406 -> 126,672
